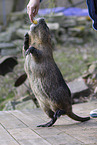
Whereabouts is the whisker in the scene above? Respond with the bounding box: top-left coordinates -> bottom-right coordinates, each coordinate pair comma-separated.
24,16 -> 32,25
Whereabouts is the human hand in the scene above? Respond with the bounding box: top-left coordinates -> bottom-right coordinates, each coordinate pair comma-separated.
27,0 -> 40,22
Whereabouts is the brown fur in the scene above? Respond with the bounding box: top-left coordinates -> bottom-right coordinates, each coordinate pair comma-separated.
23,18 -> 90,127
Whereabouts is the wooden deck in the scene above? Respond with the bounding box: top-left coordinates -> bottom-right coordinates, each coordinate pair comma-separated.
0,100 -> 97,145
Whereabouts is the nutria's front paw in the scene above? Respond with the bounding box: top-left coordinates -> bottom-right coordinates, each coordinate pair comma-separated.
25,46 -> 35,56
24,32 -> 29,51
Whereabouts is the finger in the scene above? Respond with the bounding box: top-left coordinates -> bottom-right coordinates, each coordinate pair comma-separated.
29,11 -> 33,23
33,6 -> 39,17
30,13 -> 34,23
30,7 -> 35,22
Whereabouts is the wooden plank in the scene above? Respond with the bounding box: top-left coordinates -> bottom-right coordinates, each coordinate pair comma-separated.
0,111 -> 51,145
0,140 -> 19,145
10,110 -> 46,129
61,120 -> 97,144
8,128 -> 41,140
18,138 -> 51,145
43,133 -> 83,145
0,124 -> 19,145
22,109 -> 50,122
72,101 -> 97,116
34,127 -> 63,139
8,128 -> 51,145
0,111 -> 27,129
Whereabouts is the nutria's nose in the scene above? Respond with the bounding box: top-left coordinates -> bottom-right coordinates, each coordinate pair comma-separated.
30,18 -> 45,31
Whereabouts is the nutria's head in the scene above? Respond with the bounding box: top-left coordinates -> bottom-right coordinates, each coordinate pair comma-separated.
29,18 -> 51,47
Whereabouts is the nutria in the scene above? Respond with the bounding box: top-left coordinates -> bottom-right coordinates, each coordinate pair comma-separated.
23,18 -> 90,127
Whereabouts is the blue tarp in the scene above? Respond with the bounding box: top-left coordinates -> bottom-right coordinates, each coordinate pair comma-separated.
38,7 -> 89,16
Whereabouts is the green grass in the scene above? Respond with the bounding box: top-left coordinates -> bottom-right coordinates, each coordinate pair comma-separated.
0,76 -> 15,110
53,45 -> 97,81
0,91 -> 15,110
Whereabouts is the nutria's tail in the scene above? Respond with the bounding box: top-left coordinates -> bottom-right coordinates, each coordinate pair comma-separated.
67,112 -> 90,122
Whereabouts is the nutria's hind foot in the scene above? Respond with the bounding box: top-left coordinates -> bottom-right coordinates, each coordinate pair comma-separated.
37,109 -> 66,127
37,118 -> 56,127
